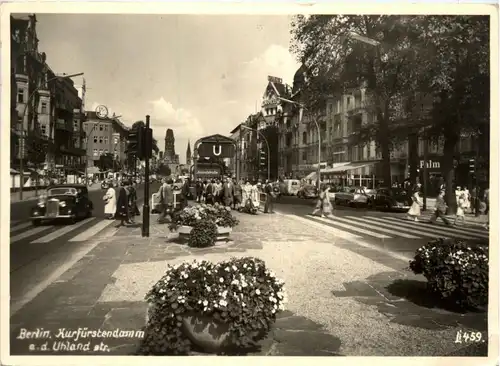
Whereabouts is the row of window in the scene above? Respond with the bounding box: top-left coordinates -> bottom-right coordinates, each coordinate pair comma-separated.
83,136 -> 121,145
84,123 -> 109,132
92,149 -> 118,157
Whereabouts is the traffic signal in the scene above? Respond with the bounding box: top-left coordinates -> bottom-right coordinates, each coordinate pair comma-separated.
259,148 -> 267,168
469,158 -> 475,173
126,125 -> 144,157
143,127 -> 153,160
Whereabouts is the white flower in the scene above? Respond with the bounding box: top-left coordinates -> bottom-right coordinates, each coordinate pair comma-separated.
271,309 -> 276,314
225,267 -> 231,272
231,279 -> 240,286
219,299 -> 228,307
232,265 -> 237,271
161,296 -> 166,301
269,296 -> 277,303
277,291 -> 284,299
241,281 -> 248,288
255,289 -> 261,295
159,288 -> 166,294
242,302 -> 246,307
219,277 -> 224,283
243,264 -> 247,269
203,300 -> 208,306
278,303 -> 285,311
198,299 -> 202,304
203,307 -> 208,312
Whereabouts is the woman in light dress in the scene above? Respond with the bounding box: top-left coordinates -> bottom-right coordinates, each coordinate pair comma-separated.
407,185 -> 422,222
312,185 -> 334,218
103,181 -> 117,219
454,193 -> 467,226
250,181 -> 261,213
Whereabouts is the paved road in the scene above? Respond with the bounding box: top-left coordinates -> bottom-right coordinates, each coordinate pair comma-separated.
272,196 -> 489,261
9,182 -> 161,316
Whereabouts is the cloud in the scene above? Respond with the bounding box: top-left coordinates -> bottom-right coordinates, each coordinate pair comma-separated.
148,97 -> 204,148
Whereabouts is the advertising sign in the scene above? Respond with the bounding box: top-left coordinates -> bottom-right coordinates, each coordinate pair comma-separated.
197,142 -> 235,159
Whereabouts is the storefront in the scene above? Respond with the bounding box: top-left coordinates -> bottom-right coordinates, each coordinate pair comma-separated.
321,161 -> 378,188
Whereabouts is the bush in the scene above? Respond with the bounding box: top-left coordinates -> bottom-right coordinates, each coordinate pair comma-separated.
188,220 -> 218,248
169,203 -> 239,231
409,238 -> 489,309
141,257 -> 287,355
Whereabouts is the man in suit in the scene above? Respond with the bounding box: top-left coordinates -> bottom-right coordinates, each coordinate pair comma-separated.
157,178 -> 175,223
222,177 -> 234,207
264,179 -> 275,214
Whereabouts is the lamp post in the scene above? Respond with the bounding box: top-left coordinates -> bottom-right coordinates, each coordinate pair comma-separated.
85,122 -> 98,185
277,97 -> 322,188
18,72 -> 84,200
241,125 -> 270,181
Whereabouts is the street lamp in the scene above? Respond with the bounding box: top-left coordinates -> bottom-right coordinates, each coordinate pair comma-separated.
240,124 -> 270,181
18,72 -> 84,200
277,97 -> 322,188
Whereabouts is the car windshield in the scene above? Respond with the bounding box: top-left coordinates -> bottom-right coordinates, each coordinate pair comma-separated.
48,188 -> 77,196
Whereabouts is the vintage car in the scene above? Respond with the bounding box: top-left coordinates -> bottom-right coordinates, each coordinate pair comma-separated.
31,184 -> 93,226
334,186 -> 370,207
297,184 -> 318,199
373,187 -> 413,211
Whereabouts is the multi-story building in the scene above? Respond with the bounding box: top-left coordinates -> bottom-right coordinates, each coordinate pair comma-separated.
82,111 -> 129,172
10,14 -> 85,183
186,140 -> 192,166
274,65 -> 485,190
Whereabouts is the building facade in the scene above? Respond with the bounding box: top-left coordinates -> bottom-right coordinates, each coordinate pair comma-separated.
186,140 -> 192,166
10,14 -> 85,181
83,111 -> 129,171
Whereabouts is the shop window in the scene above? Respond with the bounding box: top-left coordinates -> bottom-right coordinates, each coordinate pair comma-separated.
41,124 -> 47,136
114,136 -> 119,144
40,102 -> 48,114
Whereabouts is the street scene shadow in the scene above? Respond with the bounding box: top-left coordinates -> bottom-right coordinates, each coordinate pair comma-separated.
333,271 -> 488,335
137,309 -> 343,356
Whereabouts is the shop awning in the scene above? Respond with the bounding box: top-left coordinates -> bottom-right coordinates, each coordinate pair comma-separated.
86,166 -> 101,174
321,161 -> 376,174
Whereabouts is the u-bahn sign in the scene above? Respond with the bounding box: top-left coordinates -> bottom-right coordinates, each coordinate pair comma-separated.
196,134 -> 236,159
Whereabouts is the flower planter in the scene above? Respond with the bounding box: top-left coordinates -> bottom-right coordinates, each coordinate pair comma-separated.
177,225 -> 232,242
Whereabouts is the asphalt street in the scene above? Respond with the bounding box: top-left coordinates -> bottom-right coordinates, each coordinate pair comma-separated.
9,182 -> 161,316
273,195 -> 489,261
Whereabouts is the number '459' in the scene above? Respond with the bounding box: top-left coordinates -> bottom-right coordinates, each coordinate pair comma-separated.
455,330 -> 483,343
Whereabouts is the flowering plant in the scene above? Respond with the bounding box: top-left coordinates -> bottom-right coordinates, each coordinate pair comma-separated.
169,203 -> 239,231
409,238 -> 489,309
140,257 -> 287,355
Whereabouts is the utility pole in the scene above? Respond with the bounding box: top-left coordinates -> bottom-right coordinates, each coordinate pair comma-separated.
422,136 -> 428,211
142,115 -> 152,237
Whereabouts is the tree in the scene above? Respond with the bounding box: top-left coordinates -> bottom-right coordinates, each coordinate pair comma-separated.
97,153 -> 115,171
412,15 -> 489,212
290,15 -> 429,185
25,131 -> 48,196
156,163 -> 171,177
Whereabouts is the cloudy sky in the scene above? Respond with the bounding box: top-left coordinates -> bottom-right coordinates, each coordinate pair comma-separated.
34,14 -> 300,164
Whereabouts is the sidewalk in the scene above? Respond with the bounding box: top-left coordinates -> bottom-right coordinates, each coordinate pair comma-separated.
10,184 -> 102,203
10,209 -> 488,356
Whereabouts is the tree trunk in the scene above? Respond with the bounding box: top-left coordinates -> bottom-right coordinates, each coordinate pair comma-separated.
377,102 -> 392,186
441,134 -> 458,215
408,133 -> 419,186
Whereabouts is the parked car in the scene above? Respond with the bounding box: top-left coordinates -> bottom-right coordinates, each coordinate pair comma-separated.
334,186 -> 370,207
31,184 -> 93,226
373,187 -> 413,211
297,184 -> 318,199
283,179 -> 300,196
364,188 -> 377,206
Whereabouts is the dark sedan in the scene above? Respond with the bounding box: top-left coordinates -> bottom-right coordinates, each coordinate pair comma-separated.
30,184 -> 94,225
373,187 -> 413,211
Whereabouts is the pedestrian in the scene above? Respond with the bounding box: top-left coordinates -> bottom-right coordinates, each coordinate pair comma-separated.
103,181 -> 117,220
233,179 -> 242,210
471,186 -> 477,214
264,179 -> 275,214
195,178 -> 204,203
321,186 -> 334,218
454,193 -> 467,226
179,178 -> 190,209
205,180 -> 215,205
222,177 -> 234,207
158,179 -> 175,223
250,180 -> 261,214
128,181 -> 139,224
407,185 -> 422,222
115,180 -> 130,227
430,190 -> 452,226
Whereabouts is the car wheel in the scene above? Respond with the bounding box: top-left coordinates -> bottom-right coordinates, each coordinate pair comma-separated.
32,219 -> 41,226
69,216 -> 77,224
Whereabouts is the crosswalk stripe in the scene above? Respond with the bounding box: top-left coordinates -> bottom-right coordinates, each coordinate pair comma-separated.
344,216 -> 422,239
370,216 -> 487,239
10,222 -> 33,233
291,214 -> 412,262
31,218 -> 97,244
382,217 -> 487,240
309,215 -> 391,239
418,213 -> 488,228
69,219 -> 116,242
364,217 -> 450,239
385,216 -> 489,238
11,226 -> 52,244
303,215 -> 363,240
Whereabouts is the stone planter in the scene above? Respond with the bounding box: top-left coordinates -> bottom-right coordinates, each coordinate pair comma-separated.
177,225 -> 232,242
146,304 -> 265,354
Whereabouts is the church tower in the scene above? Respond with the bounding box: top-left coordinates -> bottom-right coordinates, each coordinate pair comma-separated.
186,140 -> 192,165
164,128 -> 176,161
